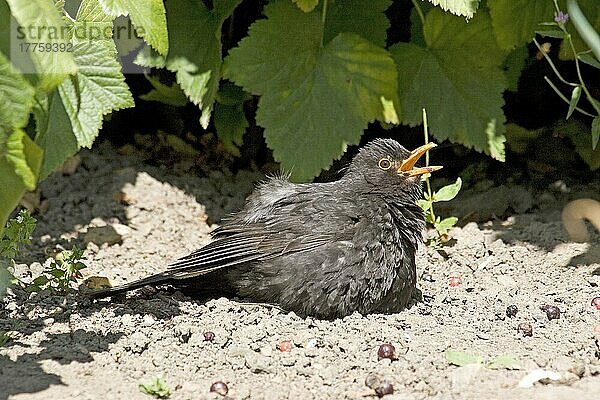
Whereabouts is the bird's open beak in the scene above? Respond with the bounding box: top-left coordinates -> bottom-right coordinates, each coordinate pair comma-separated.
397,143 -> 443,177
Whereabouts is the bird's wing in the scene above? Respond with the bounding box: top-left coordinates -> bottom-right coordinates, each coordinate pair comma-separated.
164,179 -> 356,280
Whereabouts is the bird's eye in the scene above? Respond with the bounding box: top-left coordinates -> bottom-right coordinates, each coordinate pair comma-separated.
378,158 -> 392,170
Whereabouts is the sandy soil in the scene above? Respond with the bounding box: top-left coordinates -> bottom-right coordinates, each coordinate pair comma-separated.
1,142 -> 600,400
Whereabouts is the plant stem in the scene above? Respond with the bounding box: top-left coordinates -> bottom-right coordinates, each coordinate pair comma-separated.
533,38 -> 577,87
421,108 -> 433,201
544,76 -> 594,117
566,34 -> 600,114
411,0 -> 426,27
321,0 -> 328,27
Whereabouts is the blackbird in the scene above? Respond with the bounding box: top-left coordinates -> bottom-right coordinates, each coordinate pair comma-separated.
92,139 -> 442,318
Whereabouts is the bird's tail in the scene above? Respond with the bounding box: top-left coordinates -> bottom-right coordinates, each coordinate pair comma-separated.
87,272 -> 174,299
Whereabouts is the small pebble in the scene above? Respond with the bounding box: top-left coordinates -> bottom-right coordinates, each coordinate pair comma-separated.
518,323 -> 533,337
542,304 -> 561,320
203,331 -> 215,342
591,297 -> 600,310
449,276 -> 462,287
209,381 -> 228,396
277,340 -> 293,352
375,381 -> 394,397
506,305 -> 518,318
377,343 -> 397,361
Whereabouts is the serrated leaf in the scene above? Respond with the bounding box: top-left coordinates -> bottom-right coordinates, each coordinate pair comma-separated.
578,53 -> 600,69
0,51 -> 35,129
58,41 -> 134,148
143,0 -> 241,128
592,116 -> 599,150
446,350 -> 484,366
139,75 -> 188,107
436,216 -> 458,234
503,45 -> 529,92
325,0 -> 391,47
425,0 -> 480,19
391,9 -> 506,160
536,30 -> 566,39
0,127 -> 43,233
224,0 -> 400,181
214,103 -> 248,157
97,0 -> 168,55
433,177 -> 462,201
489,0 -> 555,49
33,90 -> 78,179
292,0 -> 318,12
566,85 -> 582,119
5,0 -> 77,89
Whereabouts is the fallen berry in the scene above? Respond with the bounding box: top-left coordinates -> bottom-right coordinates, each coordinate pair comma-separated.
449,276 -> 462,287
591,297 -> 600,310
594,325 -> 600,335
209,381 -> 228,396
377,343 -> 397,361
375,381 -> 394,397
541,304 -> 561,320
203,331 -> 215,342
506,305 -> 518,318
518,323 -> 533,337
277,340 -> 293,352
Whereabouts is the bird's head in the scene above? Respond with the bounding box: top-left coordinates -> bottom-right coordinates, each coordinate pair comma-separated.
346,138 -> 442,199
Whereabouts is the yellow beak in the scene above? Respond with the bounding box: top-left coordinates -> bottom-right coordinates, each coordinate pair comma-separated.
397,143 -> 443,177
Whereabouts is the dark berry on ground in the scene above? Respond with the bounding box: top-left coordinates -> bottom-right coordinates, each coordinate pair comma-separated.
377,343 -> 397,361
506,305 -> 518,318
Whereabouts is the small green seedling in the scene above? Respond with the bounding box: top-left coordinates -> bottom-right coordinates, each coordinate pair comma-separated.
446,350 -> 520,370
418,109 -> 462,247
0,331 -> 11,347
139,377 -> 171,399
0,210 -> 37,299
26,247 -> 88,294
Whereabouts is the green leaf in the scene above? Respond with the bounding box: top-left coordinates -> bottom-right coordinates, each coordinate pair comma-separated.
214,103 -> 248,157
425,0 -> 480,19
139,75 -> 188,107
433,177 -> 462,201
436,216 -> 458,234
224,0 -> 400,180
5,0 -> 77,89
33,90 -> 78,179
578,53 -> 600,69
97,0 -> 168,55
0,52 -> 35,130
0,260 -> 13,299
324,0 -> 391,47
143,0 -> 241,129
0,128 -> 43,233
566,85 -> 582,120
502,45 -> 529,92
568,0 -> 600,60
446,350 -> 484,366
557,119 -> 600,169
417,199 -> 433,212
293,0 -> 319,12
592,116 -> 599,150
559,0 -> 600,60
487,355 -> 521,370
58,41 -> 134,148
489,0 -> 555,49
535,30 -> 566,39
391,9 -> 507,160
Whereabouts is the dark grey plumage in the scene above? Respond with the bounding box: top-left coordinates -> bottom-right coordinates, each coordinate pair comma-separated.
92,139 -> 441,319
